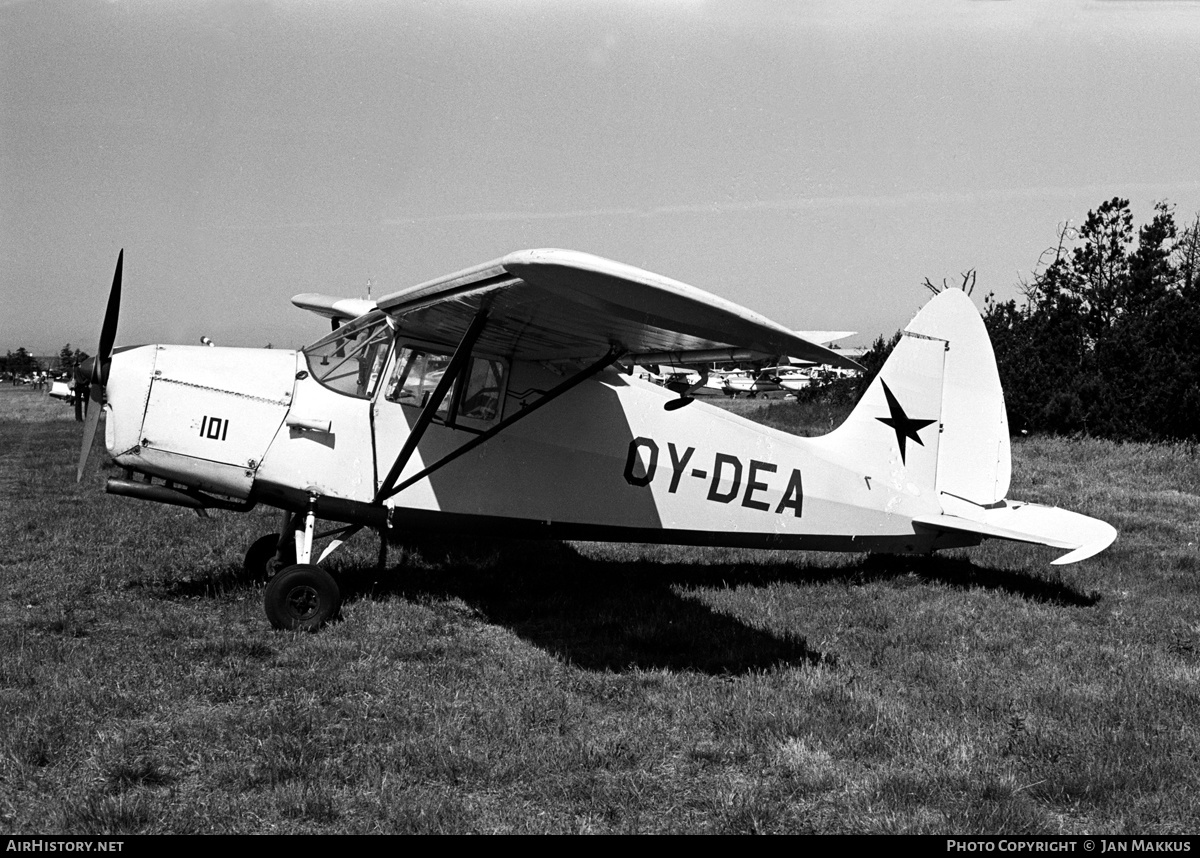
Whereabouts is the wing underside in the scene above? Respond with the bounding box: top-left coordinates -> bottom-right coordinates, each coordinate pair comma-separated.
372,249 -> 861,370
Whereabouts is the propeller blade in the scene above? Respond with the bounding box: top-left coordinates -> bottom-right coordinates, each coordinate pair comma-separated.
92,249 -> 123,386
77,250 -> 122,482
76,385 -> 104,483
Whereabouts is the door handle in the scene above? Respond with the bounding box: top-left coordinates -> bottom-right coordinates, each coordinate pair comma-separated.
286,415 -> 332,434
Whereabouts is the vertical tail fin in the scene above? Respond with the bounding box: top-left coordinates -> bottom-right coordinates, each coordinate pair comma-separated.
821,288 -> 1011,505
818,289 -> 1114,564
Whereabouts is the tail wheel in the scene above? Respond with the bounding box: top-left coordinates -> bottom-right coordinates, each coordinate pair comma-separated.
264,564 -> 341,631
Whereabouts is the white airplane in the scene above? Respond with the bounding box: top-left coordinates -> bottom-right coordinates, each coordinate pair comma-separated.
704,333 -> 857,397
657,365 -> 703,391
769,365 -> 817,393
79,248 -> 1116,631
705,367 -> 784,398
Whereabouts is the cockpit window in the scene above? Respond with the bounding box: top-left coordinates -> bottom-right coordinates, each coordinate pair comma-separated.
302,313 -> 392,399
384,344 -> 506,424
458,356 -> 504,421
384,348 -> 449,411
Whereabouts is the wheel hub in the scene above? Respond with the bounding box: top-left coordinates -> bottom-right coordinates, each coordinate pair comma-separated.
285,585 -> 321,620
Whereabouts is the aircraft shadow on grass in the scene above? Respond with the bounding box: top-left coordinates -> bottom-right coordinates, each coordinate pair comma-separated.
154,538 -> 1100,675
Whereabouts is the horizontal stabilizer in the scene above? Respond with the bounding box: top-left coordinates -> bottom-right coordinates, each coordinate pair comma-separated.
292,293 -> 377,322
914,498 -> 1117,565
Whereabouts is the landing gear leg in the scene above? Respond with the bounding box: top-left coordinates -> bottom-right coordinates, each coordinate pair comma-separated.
263,495 -> 341,630
243,510 -> 299,581
294,493 -> 319,565
376,529 -> 389,573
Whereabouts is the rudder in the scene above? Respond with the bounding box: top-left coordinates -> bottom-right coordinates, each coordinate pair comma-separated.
910,289 -> 1011,506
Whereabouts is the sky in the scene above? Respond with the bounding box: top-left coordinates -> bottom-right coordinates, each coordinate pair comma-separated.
3,0 -> 1199,356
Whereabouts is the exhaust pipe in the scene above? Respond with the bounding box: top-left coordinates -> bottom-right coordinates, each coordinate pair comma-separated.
106,478 -> 256,512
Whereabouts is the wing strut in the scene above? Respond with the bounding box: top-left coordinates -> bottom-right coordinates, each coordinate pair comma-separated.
373,306 -> 490,504
377,345 -> 625,505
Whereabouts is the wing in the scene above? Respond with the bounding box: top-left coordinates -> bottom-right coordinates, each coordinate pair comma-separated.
292,293 -> 378,323
373,249 -> 862,370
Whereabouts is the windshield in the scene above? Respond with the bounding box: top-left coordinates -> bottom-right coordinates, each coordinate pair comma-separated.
301,313 -> 392,399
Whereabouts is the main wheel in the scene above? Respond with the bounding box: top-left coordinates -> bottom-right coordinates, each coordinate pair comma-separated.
243,534 -> 296,581
264,564 -> 341,631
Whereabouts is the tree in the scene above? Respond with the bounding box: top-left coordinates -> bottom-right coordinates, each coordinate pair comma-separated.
1070,197 -> 1134,339
984,197 -> 1200,441
1173,213 -> 1200,296
5,347 -> 37,375
1126,201 -> 1177,311
854,331 -> 901,399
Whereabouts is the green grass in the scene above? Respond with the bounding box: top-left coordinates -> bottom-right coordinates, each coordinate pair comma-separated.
2,385 -> 1199,833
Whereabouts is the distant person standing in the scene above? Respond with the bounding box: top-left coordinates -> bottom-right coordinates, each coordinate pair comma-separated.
72,360 -> 90,422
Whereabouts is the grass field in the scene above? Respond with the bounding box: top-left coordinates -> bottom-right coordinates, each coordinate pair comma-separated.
2,384 -> 1199,833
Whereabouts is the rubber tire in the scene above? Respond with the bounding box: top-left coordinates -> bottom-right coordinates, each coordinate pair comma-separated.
264,564 -> 341,632
243,534 -> 297,581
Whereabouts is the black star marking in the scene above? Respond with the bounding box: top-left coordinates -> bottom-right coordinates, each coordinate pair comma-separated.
875,380 -> 936,464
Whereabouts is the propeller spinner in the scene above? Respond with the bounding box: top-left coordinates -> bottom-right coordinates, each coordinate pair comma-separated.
76,250 -> 123,482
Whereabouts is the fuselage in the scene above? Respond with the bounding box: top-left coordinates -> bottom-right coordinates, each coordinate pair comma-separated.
93,258 -> 1116,571
102,332 -> 967,556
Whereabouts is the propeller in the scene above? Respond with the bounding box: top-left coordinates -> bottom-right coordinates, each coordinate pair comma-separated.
76,250 -> 123,483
